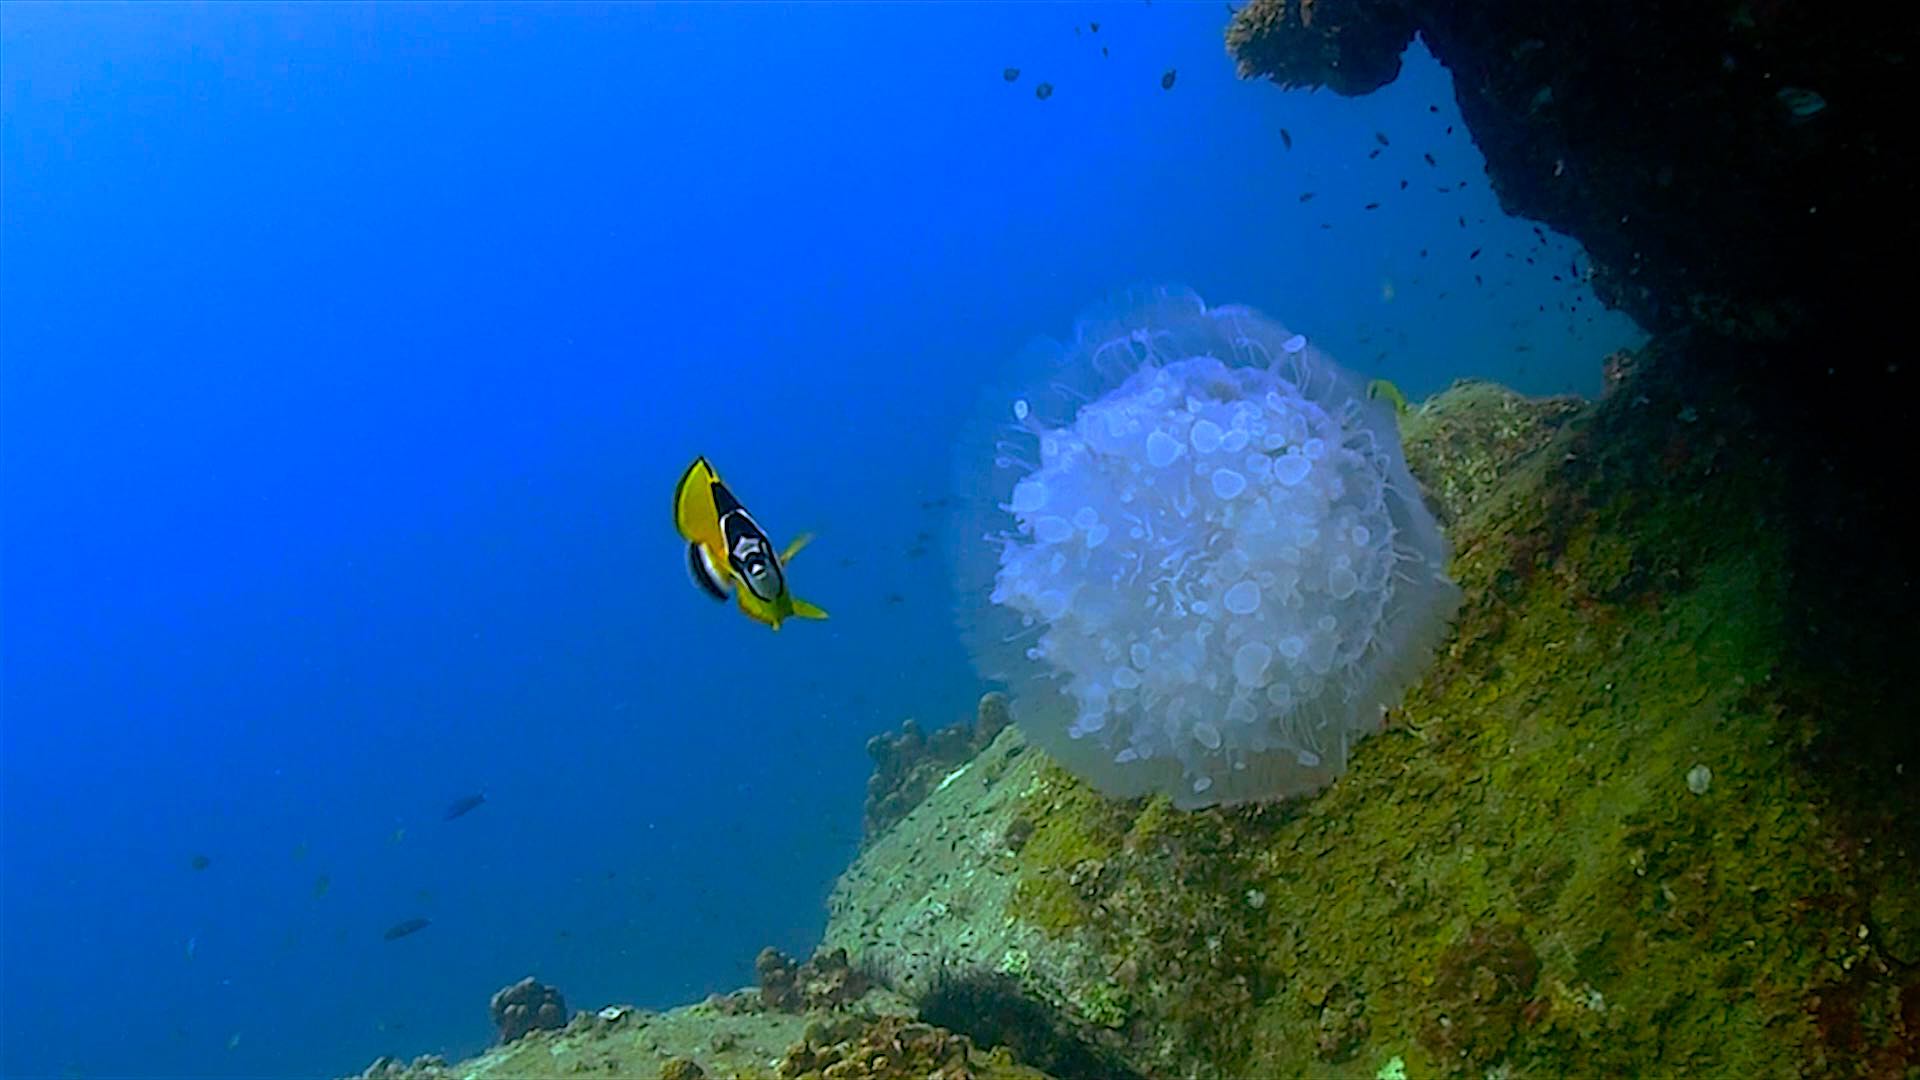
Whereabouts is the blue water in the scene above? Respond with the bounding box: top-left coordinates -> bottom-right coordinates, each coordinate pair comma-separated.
0,5 -> 1640,1077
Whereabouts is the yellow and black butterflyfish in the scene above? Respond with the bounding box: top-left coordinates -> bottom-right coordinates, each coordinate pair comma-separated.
673,457 -> 828,631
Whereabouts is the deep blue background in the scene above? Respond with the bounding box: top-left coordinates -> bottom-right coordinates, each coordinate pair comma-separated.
1,4 -> 1639,1076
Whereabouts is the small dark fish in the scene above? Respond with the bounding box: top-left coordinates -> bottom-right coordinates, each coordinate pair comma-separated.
1474,274 -> 1484,286
1429,104 -> 1439,113
190,854 -> 212,872
382,917 -> 430,942
1446,125 -> 1454,134
906,546 -> 929,559
1367,148 -> 1381,159
1160,69 -> 1177,90
1458,215 -> 1466,228
1035,82 -> 1053,100
443,793 -> 486,821
313,874 -> 331,898
1003,67 -> 1020,82
1298,191 -> 1315,202
1364,202 -> 1380,210
885,593 -> 906,605
1089,21 -> 1100,31
1280,128 -> 1292,149
1423,152 -> 1436,166
1374,131 -> 1389,146
1102,47 -> 1109,57
1469,248 -> 1481,260
1399,179 -> 1408,189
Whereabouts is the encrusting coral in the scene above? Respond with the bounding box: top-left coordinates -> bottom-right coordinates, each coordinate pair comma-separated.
488,976 -> 568,1044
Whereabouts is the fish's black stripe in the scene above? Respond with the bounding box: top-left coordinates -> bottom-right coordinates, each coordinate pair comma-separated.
709,477 -> 745,518
687,542 -> 729,601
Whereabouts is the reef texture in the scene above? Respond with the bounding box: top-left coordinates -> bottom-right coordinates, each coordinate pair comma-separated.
488,976 -> 568,1044
1229,2 -> 1918,758
1228,0 -> 1915,348
865,693 -> 1013,843
345,979 -> 1052,1080
756,946 -> 872,1013
826,363 -> 1920,1078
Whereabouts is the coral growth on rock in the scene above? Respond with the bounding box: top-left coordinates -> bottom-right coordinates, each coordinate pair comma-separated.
830,361 -> 1920,1078
757,946 -> 873,1013
488,976 -> 568,1044
865,693 -> 1013,842
776,1015 -> 1049,1080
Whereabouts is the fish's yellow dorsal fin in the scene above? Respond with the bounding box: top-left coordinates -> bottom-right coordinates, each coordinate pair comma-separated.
674,457 -> 723,540
780,532 -> 815,563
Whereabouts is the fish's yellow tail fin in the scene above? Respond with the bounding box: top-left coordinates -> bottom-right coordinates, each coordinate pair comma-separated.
780,532 -> 815,562
789,596 -> 829,621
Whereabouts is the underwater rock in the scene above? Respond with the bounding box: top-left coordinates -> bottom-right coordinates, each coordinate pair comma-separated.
775,1014 -> 1051,1080
1229,0 -> 1913,352
658,1058 -> 706,1080
1226,0 -> 1416,96
864,694 -> 1013,843
758,946 -> 872,1013
488,976 -> 568,1044
1417,922 -> 1540,1070
833,364 -> 1920,1077
348,1055 -> 453,1080
1394,379 -> 1583,525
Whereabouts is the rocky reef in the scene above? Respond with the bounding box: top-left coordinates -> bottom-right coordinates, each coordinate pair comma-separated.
825,363 -> 1920,1078
488,976 -> 568,1044
755,946 -> 872,1014
1226,1 -> 1919,842
864,693 -> 1013,843
1228,0 -> 1914,349
346,967 -> 1052,1080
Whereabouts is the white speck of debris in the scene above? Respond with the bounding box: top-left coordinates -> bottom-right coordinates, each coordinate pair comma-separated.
1246,888 -> 1267,909
597,1005 -> 628,1022
936,763 -> 972,793
1686,764 -> 1712,795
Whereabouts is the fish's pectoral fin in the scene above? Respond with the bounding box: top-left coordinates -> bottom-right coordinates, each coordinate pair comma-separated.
789,597 -> 829,621
779,532 -> 815,563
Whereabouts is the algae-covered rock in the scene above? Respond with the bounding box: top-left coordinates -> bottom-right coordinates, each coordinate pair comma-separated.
864,694 -> 1014,843
827,358 -> 1920,1078
775,1014 -> 1052,1080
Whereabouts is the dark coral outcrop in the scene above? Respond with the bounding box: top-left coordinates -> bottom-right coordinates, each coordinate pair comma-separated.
488,976 -> 568,1044
1228,0 -> 1916,348
864,693 -> 1013,843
